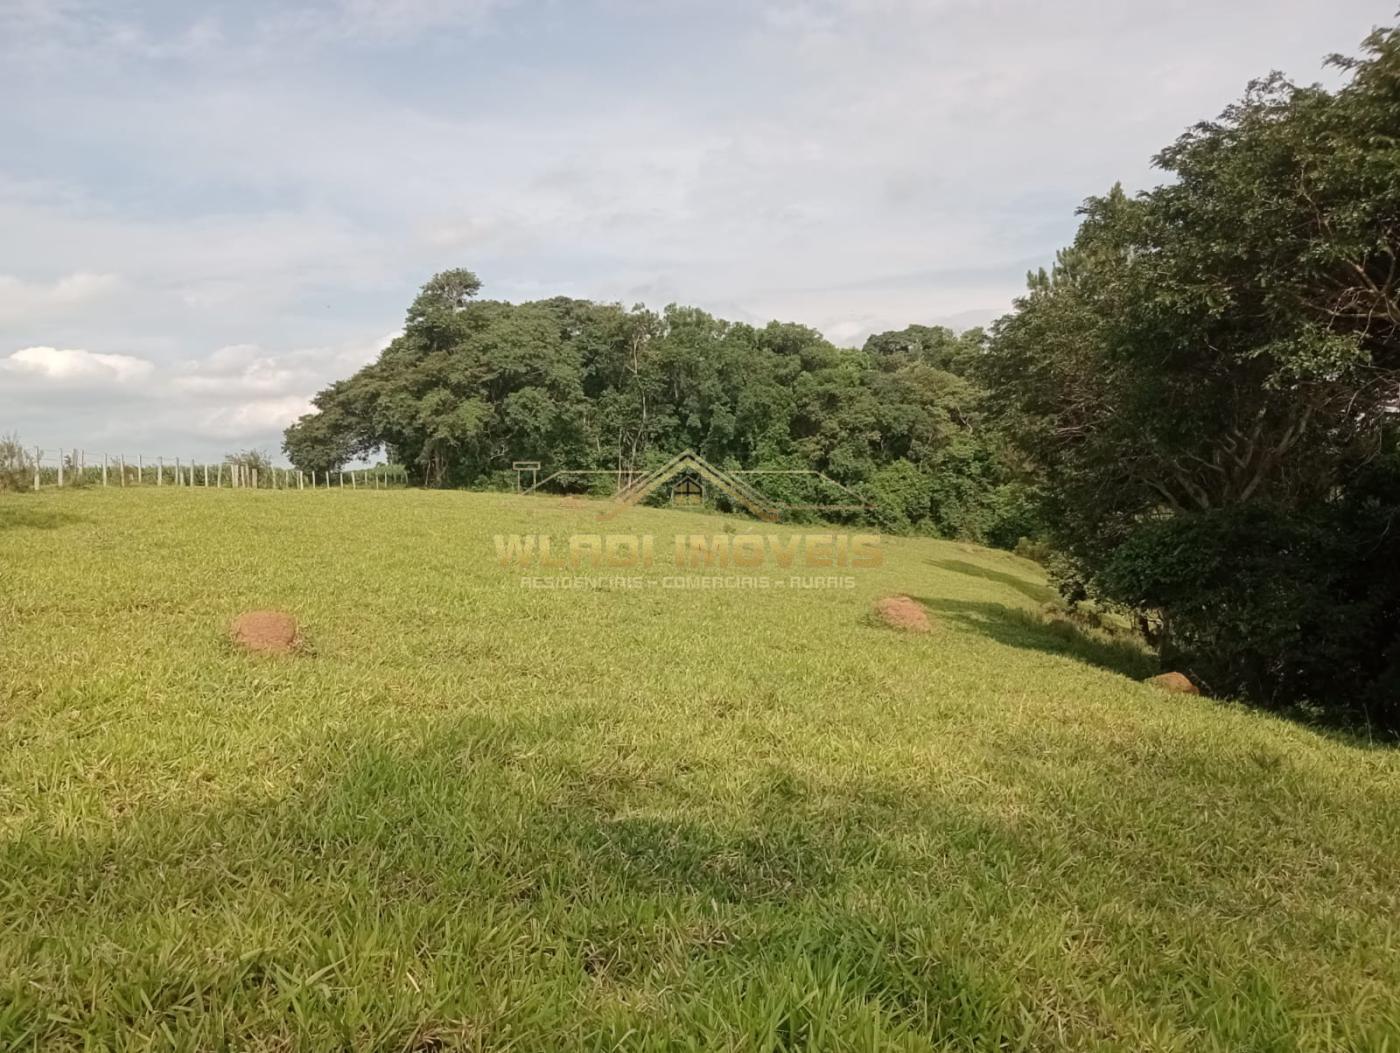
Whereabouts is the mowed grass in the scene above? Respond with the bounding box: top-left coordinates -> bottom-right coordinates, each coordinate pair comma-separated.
1,488 -> 1398,1052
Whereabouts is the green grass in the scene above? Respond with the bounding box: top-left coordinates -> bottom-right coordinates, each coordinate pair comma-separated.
1,488 -> 1398,1051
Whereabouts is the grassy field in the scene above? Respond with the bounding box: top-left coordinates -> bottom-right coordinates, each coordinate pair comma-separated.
1,487 -> 1398,1051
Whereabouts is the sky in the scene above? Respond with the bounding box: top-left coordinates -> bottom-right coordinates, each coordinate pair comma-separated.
0,0 -> 1393,464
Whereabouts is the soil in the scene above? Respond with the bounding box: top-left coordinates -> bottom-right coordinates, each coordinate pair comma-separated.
229,610 -> 299,654
1148,671 -> 1198,694
873,595 -> 933,633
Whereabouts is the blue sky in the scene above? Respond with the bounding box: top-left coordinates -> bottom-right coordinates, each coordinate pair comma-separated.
0,0 -> 1393,462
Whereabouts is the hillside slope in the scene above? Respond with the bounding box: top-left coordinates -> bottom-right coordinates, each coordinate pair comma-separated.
1,489 -> 1397,1050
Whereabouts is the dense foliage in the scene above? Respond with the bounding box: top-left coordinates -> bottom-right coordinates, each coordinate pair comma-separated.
981,27 -> 1400,725
284,278 -> 1034,544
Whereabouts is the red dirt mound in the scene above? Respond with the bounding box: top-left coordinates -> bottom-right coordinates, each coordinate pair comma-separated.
873,595 -> 932,633
229,610 -> 299,654
1147,671 -> 1198,694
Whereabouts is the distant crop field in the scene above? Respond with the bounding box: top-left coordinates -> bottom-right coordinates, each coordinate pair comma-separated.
1,489 -> 1398,1051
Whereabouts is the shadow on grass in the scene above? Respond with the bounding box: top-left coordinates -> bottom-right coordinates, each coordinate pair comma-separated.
0,709 -> 1032,1047
6,707 -> 1384,1047
915,596 -> 1158,680
925,558 -> 1056,604
0,503 -> 88,532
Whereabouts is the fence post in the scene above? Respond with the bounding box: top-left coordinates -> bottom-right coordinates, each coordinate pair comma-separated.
80,449 -> 85,483
137,455 -> 143,484
119,454 -> 126,487
58,449 -> 65,487
252,468 -> 258,489
102,454 -> 108,487
32,447 -> 40,490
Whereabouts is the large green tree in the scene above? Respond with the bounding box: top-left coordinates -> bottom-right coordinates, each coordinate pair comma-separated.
982,27 -> 1400,722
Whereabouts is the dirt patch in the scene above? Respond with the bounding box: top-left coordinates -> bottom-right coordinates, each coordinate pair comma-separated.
873,595 -> 932,633
229,610 -> 299,655
1147,671 -> 1198,694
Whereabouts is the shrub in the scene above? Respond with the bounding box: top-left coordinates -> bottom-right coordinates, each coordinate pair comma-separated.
0,434 -> 33,492
1013,536 -> 1053,566
1097,471 -> 1400,728
225,449 -> 274,473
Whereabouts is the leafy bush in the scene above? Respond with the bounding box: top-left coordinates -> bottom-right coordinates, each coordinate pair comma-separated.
1013,537 -> 1053,565
225,449 -> 274,473
1097,479 -> 1400,726
0,433 -> 32,492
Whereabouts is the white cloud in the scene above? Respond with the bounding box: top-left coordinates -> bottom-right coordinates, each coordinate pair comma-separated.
0,333 -> 394,460
0,273 -> 120,325
1,345 -> 153,384
324,0 -> 514,38
202,395 -> 319,440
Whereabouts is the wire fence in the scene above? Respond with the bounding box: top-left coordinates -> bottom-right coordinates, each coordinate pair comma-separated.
20,447 -> 410,492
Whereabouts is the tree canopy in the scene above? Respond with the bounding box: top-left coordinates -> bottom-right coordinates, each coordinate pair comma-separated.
981,26 -> 1400,723
284,285 -> 1032,543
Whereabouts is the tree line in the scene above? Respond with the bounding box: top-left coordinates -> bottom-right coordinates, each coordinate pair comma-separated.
286,25 -> 1400,729
283,273 -> 1034,545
